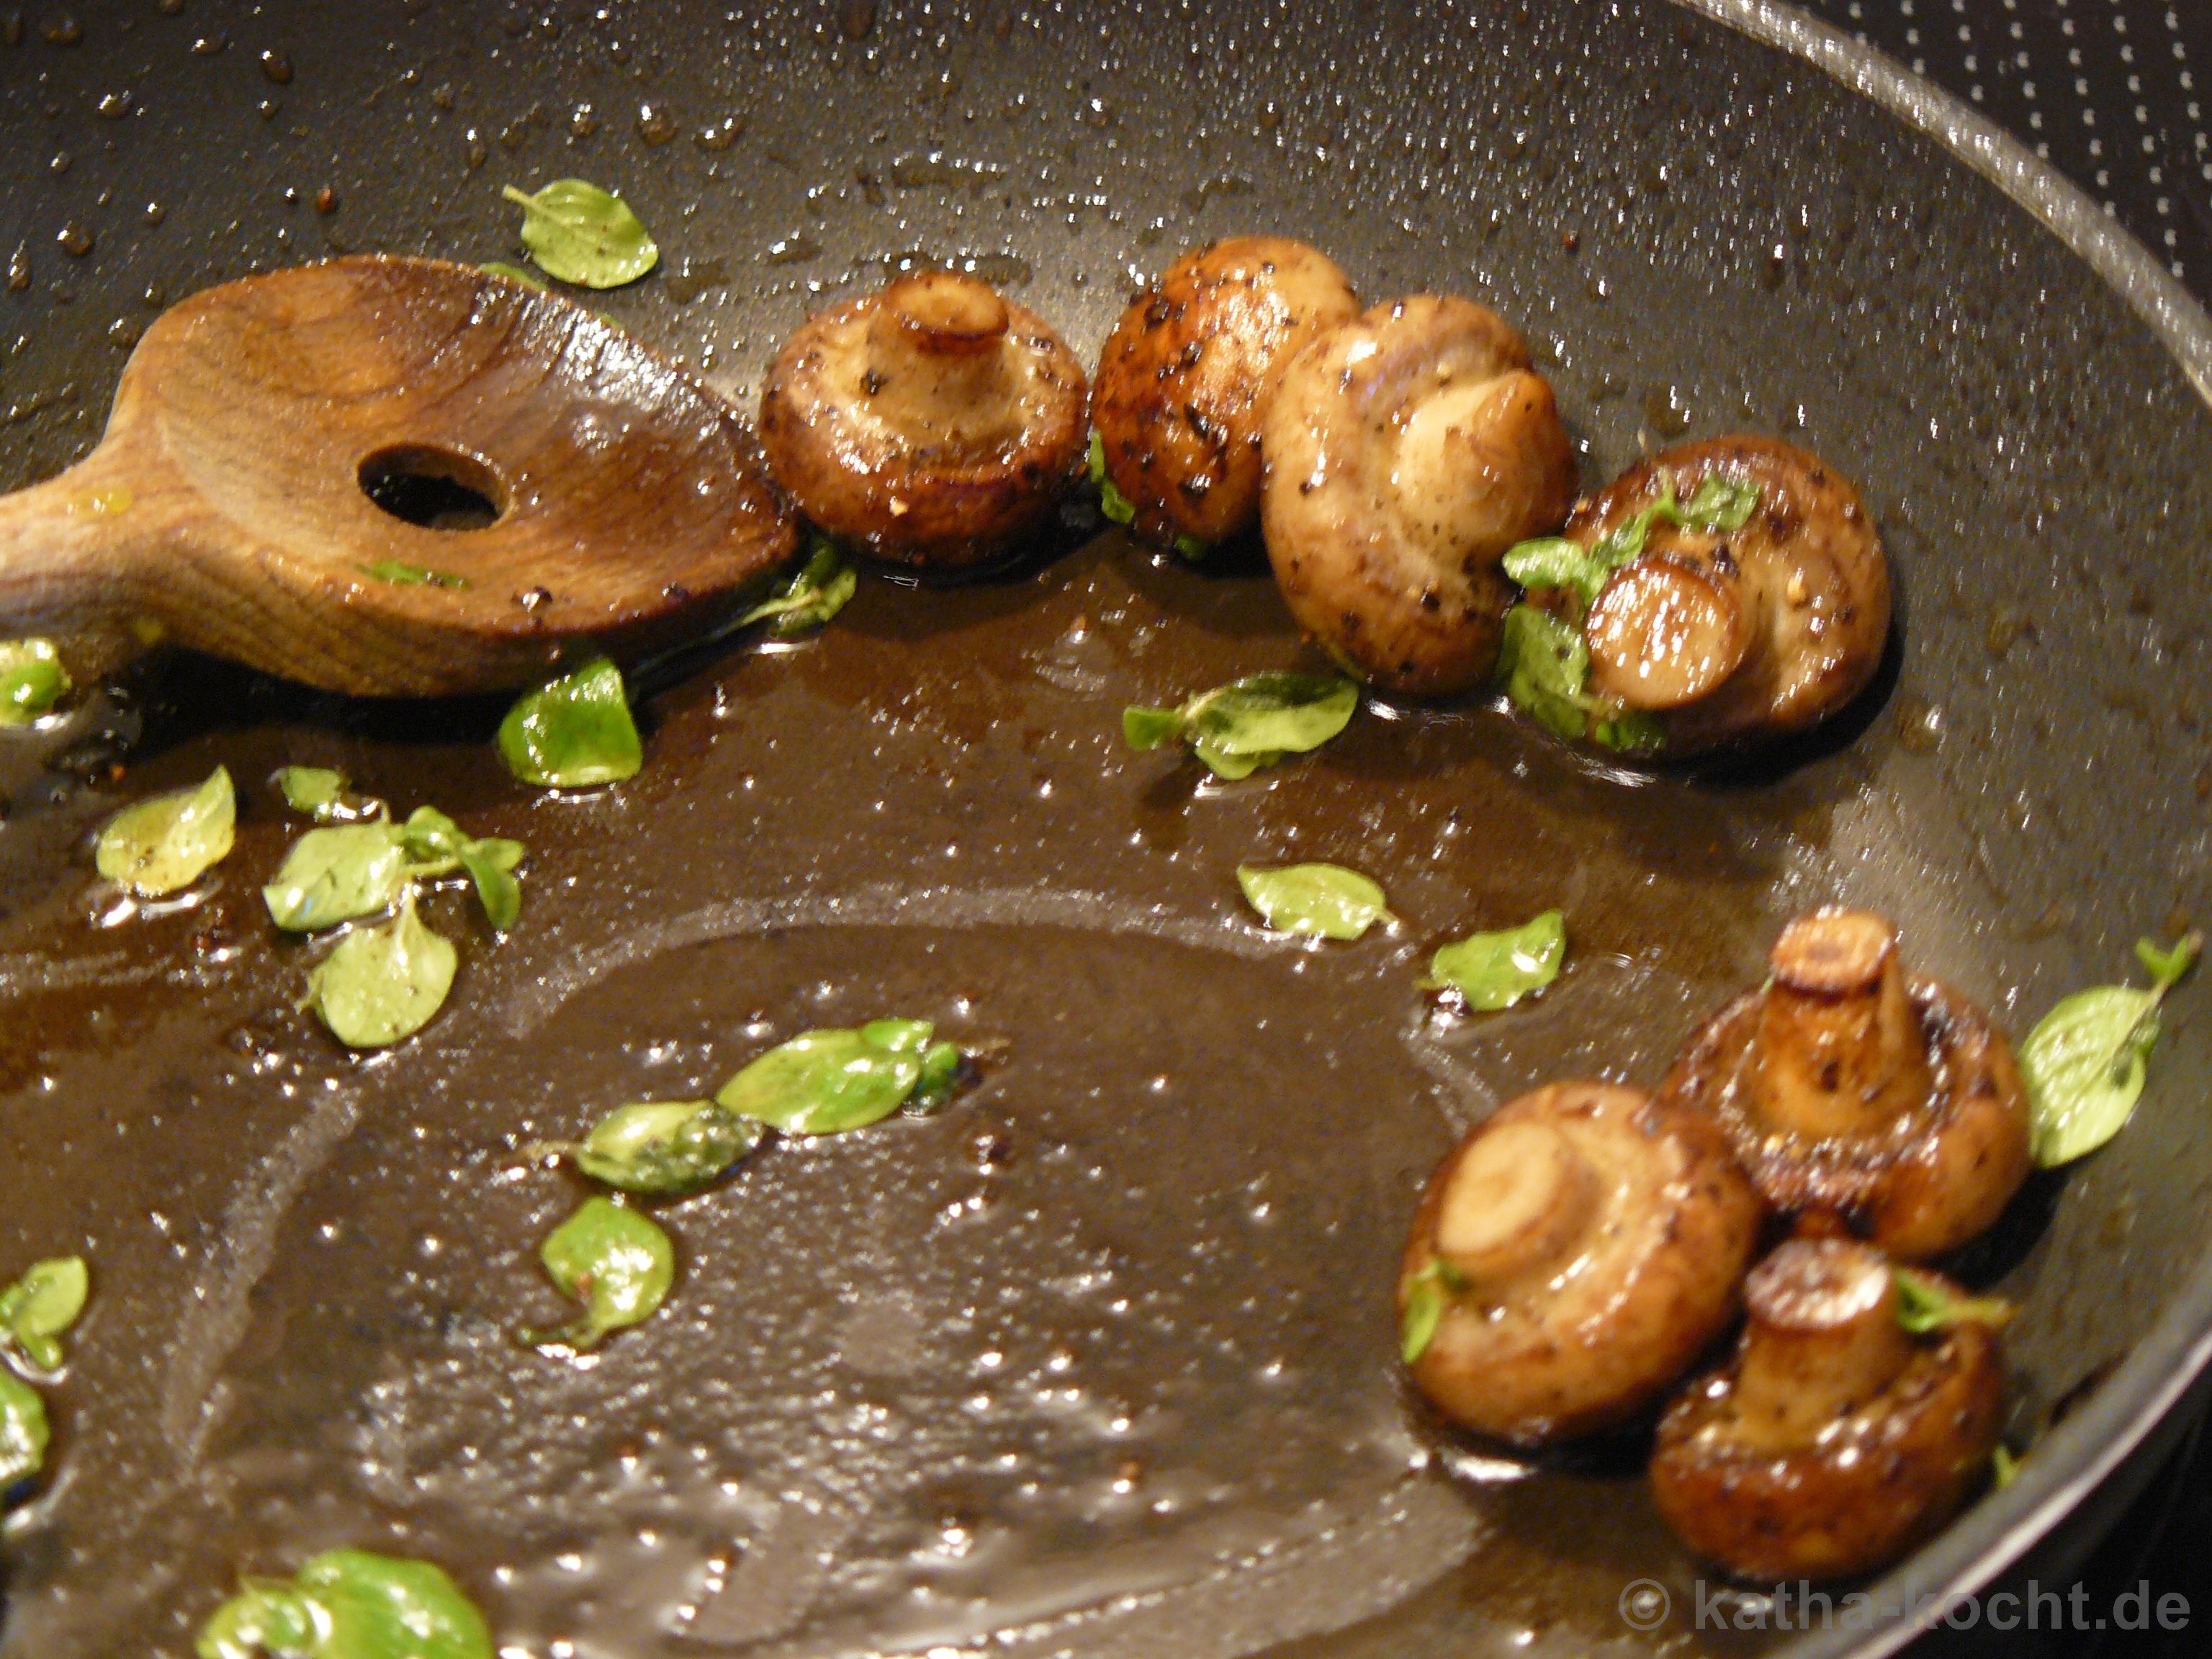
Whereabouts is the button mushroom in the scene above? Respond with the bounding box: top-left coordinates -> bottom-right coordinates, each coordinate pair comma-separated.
1660,907 -> 2031,1262
1529,435 -> 1889,753
1261,295 -> 1577,696
1650,1238 -> 2005,1581
1092,236 -> 1360,551
1397,1079 -> 1760,1446
759,270 -> 1089,570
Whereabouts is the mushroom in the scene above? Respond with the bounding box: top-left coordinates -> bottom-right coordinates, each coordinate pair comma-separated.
1092,236 -> 1360,550
1261,295 -> 1578,696
759,270 -> 1089,570
1650,1238 -> 2005,1581
1533,435 -> 1889,753
1397,1079 -> 1760,1446
1660,907 -> 2031,1262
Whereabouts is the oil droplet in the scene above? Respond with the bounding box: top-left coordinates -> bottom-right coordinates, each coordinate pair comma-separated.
7,244 -> 28,292
1892,694 -> 1944,755
258,49 -> 292,84
694,115 -> 743,152
143,202 -> 166,226
636,104 -> 676,145
570,101 -> 599,138
94,91 -> 133,120
838,0 -> 876,40
68,487 -> 133,517
56,222 -> 94,258
313,186 -> 338,215
41,16 -> 83,47
48,152 -> 68,175
191,33 -> 225,55
1642,386 -> 1691,438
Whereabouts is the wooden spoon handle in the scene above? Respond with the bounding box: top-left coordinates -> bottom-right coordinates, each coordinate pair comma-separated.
0,452 -> 158,675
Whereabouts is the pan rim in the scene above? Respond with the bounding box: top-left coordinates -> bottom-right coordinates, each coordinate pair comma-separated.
1665,3 -> 2212,1654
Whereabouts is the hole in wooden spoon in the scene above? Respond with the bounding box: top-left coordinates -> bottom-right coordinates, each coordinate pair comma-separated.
358,443 -> 508,531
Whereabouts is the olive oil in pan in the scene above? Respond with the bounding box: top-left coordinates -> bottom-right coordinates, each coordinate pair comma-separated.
0,538 -> 1885,1658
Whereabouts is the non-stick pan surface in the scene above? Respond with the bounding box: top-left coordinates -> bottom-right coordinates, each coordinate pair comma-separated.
4,4 -> 2212,1657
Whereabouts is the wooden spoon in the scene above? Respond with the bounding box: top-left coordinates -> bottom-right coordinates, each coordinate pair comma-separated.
0,255 -> 798,696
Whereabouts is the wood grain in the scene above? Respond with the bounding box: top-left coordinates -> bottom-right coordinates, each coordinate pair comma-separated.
0,256 -> 798,696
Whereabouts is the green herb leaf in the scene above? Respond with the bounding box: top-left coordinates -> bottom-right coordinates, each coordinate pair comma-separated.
0,638 -> 70,726
1678,474 -> 1763,533
195,1581 -> 320,1659
262,823 -> 410,932
2022,931 -> 2200,1166
456,841 -> 523,933
396,804 -> 467,864
0,1371 -> 48,1491
1123,672 -> 1358,780
498,657 -> 643,788
398,808 -> 526,932
1172,533 -> 1210,562
95,765 -> 236,896
1236,863 -> 1394,941
1494,606 -> 1671,755
1190,739 -> 1279,780
1496,606 -> 1593,743
362,559 -> 470,589
716,1020 -> 952,1134
527,1197 -> 674,1352
1591,710 -> 1668,753
1399,1260 -> 1467,1364
1184,672 -> 1359,755
1502,477 -> 1761,622
1892,1267 -> 2015,1334
501,179 -> 659,289
199,1550 -> 494,1659
479,260 -> 549,291
907,1041 -> 966,1115
303,894 -> 458,1049
734,539 -> 857,638
0,1256 -> 88,1373
1088,431 -> 1137,526
1120,706 -> 1188,750
1992,1444 -> 2020,1490
272,766 -> 355,821
1426,909 -> 1568,1011
2137,932 -> 2199,991
573,1100 -> 765,1195
1500,537 -> 1613,609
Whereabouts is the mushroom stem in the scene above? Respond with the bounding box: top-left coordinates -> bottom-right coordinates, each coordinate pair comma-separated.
864,271 -> 1019,441
1750,908 -> 1933,1140
879,271 -> 1011,357
1732,1239 -> 1911,1452
1585,552 -> 1754,709
1432,1118 -> 1599,1284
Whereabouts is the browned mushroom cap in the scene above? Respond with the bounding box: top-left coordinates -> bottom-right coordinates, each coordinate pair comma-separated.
1396,1079 -> 1760,1446
1553,435 -> 1888,753
1660,908 -> 2031,1261
1093,236 -> 1360,548
758,270 -> 1089,570
1261,296 -> 1577,696
1650,1238 -> 2004,1581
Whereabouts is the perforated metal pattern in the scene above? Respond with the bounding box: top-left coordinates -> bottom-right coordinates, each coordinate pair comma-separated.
1799,0 -> 2209,295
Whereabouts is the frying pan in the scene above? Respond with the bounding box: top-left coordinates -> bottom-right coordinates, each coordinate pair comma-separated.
2,3 -> 2211,1656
